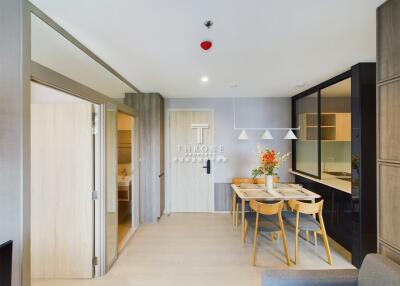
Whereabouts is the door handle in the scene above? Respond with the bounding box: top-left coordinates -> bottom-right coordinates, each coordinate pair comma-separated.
202,160 -> 211,174
158,172 -> 164,178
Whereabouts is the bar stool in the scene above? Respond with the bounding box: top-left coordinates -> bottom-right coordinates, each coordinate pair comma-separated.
283,199 -> 332,265
244,200 -> 290,266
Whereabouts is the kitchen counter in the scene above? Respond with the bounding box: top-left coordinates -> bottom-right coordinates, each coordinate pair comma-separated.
289,169 -> 351,194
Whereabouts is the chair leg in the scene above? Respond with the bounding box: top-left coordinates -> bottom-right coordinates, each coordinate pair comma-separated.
319,214 -> 333,265
235,203 -> 239,229
232,193 -> 237,226
270,233 -> 274,241
306,230 -> 310,242
314,231 -> 318,247
278,215 -> 290,266
230,192 -> 234,215
294,213 -> 300,265
252,225 -> 259,266
244,220 -> 249,244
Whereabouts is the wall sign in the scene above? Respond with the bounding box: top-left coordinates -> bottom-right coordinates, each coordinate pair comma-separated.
172,123 -> 227,163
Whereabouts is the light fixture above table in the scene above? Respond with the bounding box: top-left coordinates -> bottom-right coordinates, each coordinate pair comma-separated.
233,98 -> 300,140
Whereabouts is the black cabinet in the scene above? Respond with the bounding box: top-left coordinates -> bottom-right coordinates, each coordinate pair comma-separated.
292,63 -> 377,268
0,240 -> 12,286
294,176 -> 353,252
351,63 -> 377,268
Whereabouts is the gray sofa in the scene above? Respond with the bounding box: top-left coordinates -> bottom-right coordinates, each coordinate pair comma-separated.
261,254 -> 400,286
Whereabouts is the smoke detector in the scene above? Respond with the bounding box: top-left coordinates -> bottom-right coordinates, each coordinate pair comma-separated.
204,20 -> 213,29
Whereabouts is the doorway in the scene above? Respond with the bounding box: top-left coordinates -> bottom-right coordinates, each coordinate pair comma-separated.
117,112 -> 134,251
168,110 -> 214,212
30,81 -> 96,280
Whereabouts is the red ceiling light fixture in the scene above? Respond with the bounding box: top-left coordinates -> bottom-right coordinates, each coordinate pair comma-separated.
200,40 -> 212,51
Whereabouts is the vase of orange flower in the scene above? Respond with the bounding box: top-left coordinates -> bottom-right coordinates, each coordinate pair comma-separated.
251,147 -> 290,189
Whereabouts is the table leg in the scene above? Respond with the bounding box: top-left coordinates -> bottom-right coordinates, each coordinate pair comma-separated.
241,198 -> 245,246
232,192 -> 237,226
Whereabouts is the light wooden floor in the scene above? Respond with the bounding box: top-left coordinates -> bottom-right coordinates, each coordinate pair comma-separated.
118,223 -> 132,246
32,213 -> 354,286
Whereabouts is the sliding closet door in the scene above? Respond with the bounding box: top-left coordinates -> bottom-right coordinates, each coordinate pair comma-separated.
31,85 -> 94,278
105,103 -> 118,270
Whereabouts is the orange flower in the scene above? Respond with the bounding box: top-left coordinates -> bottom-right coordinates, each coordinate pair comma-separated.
252,148 -> 290,177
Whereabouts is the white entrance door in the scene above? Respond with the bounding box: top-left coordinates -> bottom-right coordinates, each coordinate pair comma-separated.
169,111 -> 213,212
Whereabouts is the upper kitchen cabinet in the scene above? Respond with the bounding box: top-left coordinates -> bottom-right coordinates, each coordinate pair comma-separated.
378,0 -> 400,82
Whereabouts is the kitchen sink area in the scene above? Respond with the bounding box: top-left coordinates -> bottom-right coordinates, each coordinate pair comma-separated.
324,171 -> 351,182
324,171 -> 351,177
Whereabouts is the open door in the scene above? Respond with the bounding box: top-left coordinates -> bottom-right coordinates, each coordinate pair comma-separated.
31,82 -> 94,278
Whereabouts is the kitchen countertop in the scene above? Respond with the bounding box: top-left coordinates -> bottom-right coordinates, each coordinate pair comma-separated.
289,169 -> 352,195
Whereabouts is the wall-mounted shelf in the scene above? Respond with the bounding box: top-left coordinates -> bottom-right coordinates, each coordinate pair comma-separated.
118,185 -> 130,202
299,112 -> 351,141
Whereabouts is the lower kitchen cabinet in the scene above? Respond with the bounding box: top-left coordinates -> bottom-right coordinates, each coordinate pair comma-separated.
295,176 -> 353,252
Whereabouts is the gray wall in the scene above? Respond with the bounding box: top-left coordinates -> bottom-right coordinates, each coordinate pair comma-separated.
165,97 -> 293,211
0,0 -> 30,285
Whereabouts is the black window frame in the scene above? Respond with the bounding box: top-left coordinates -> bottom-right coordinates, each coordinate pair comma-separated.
292,70 -> 351,179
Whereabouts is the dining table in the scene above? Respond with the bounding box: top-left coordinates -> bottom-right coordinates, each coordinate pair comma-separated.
231,183 -> 321,246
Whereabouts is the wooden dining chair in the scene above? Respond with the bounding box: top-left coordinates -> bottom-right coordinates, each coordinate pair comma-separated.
283,199 -> 332,265
244,200 -> 290,266
231,178 -> 254,227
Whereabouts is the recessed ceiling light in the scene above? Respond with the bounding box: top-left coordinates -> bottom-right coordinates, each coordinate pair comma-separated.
201,76 -> 209,82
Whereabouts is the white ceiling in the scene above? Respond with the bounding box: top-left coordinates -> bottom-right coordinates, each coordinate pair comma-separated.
31,0 -> 384,98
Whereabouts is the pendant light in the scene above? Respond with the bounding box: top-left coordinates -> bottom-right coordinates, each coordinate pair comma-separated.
232,97 -> 299,141
283,129 -> 297,140
260,129 -> 273,140
238,129 -> 249,140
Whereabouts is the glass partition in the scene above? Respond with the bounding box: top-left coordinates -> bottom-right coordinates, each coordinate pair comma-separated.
320,78 -> 351,180
31,14 -> 135,98
30,10 -> 140,277
293,75 -> 352,179
295,92 -> 319,177
105,103 -> 118,269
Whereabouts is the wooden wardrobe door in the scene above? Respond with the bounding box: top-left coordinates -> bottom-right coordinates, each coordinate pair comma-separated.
378,164 -> 400,250
378,0 -> 400,82
378,80 -> 400,162
377,0 -> 400,261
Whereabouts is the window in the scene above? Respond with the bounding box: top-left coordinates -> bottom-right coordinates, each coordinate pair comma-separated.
295,92 -> 319,177
293,74 -> 351,179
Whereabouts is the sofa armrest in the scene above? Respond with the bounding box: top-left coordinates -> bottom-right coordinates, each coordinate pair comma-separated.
358,254 -> 400,286
261,269 -> 359,286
